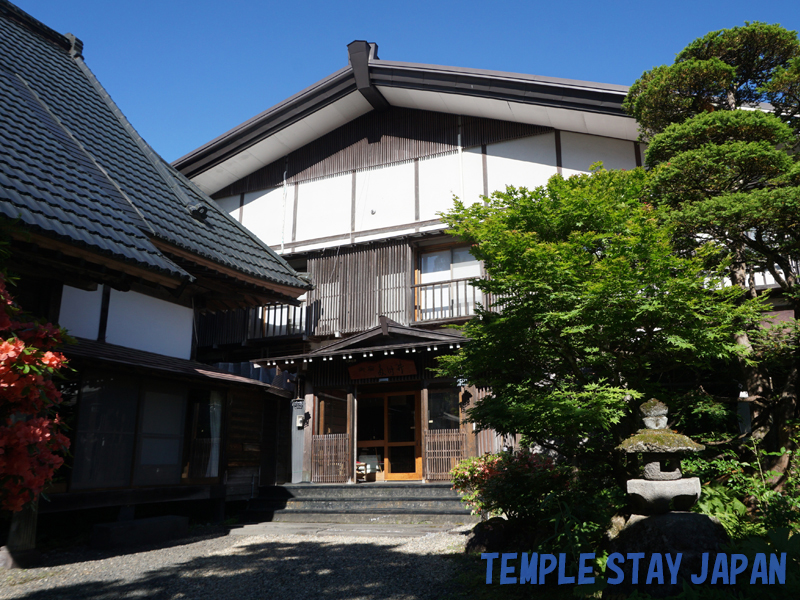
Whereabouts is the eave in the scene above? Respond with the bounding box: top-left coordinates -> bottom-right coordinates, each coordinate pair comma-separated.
173,42 -> 638,196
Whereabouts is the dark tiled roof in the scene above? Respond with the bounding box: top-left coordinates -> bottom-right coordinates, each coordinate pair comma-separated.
67,337 -> 292,397
0,1 -> 308,291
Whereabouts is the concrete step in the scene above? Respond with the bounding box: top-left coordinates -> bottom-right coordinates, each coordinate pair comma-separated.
246,482 -> 477,525
249,496 -> 466,512
267,509 -> 478,525
257,483 -> 458,500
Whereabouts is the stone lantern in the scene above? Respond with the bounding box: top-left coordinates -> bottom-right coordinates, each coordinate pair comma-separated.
606,399 -> 728,598
617,399 -> 704,514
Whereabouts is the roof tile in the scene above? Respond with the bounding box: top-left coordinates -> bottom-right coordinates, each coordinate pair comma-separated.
0,3 -> 308,293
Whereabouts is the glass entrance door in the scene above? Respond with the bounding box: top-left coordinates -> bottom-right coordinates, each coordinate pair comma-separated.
357,392 -> 421,480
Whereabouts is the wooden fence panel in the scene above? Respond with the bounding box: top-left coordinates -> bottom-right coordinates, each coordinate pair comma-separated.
425,430 -> 466,481
311,434 -> 350,483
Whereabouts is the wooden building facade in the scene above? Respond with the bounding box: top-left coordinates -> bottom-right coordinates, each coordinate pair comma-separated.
176,41 -> 641,483
0,0 -> 309,531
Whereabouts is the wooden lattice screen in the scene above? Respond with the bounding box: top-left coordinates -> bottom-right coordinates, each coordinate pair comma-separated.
425,430 -> 466,481
311,434 -> 350,483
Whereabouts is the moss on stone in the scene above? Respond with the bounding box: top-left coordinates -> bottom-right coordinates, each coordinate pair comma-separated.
616,429 -> 704,453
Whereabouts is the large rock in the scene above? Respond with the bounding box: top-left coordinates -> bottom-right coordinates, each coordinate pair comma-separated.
465,517 -> 516,554
604,512 -> 729,599
627,477 -> 701,514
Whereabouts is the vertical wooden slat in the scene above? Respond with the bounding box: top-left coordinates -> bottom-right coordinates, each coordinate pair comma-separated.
424,430 -> 466,481
212,109 -> 553,199
311,433 -> 350,483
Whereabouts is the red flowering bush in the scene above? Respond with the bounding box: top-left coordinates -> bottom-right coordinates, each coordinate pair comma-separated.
0,273 -> 70,512
450,449 -> 568,520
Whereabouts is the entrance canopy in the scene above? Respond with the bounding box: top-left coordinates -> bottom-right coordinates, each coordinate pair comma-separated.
251,316 -> 465,366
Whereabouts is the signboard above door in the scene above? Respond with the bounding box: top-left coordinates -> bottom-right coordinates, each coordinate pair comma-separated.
348,358 -> 417,380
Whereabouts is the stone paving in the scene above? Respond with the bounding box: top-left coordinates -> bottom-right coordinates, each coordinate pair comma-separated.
1,523 -> 471,600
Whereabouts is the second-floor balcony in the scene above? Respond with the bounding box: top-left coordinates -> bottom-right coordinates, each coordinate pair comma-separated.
197,276 -> 489,348
412,276 -> 484,322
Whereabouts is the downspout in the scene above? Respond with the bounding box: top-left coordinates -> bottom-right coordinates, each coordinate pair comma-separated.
281,157 -> 288,254
458,116 -> 465,201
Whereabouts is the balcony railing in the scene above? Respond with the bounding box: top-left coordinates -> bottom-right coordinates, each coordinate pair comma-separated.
412,277 -> 485,322
197,277 -> 498,347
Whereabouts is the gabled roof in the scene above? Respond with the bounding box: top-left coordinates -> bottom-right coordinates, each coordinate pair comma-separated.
252,316 -> 465,363
175,41 -> 639,196
0,1 -> 309,295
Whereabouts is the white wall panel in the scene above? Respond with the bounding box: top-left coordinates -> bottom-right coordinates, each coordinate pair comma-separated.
463,148 -> 485,204
354,162 -> 414,231
106,290 -> 193,359
58,286 -> 103,339
561,132 -> 637,177
214,195 -> 240,221
486,133 -> 558,194
418,153 -> 460,220
295,174 -> 351,241
241,186 -> 292,247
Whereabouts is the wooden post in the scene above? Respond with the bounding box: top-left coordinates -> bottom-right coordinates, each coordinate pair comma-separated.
1,499 -> 38,569
302,387 -> 314,482
462,385 -> 479,459
421,383 -> 429,482
346,391 -> 355,483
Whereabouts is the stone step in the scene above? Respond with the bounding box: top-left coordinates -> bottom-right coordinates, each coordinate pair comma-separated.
257,483 -> 458,500
246,482 -> 476,526
265,509 -> 478,525
249,496 -> 466,512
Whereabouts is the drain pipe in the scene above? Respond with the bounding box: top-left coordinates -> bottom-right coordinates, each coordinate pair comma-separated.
280,158 -> 288,254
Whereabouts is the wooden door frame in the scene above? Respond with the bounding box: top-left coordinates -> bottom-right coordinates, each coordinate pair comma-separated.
356,391 -> 422,480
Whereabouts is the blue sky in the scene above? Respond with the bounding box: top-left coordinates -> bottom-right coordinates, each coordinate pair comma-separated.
14,0 -> 800,163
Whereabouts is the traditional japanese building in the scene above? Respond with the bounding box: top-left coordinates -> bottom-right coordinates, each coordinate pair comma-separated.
0,0 -> 309,527
174,41 -> 642,485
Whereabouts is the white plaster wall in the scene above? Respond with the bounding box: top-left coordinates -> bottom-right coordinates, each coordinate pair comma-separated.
486,132 -> 558,194
105,290 -> 193,359
354,162 -> 414,231
214,195 -> 240,221
242,186 -> 293,248
561,132 -> 638,177
418,153 -> 460,221
58,285 -> 103,339
463,148 -> 485,205
295,174 -> 351,241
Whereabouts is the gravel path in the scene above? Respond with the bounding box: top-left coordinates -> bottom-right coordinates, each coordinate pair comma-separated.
1,525 -> 471,600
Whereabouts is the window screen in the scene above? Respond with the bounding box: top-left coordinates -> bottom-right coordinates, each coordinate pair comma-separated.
132,382 -> 187,486
71,372 -> 139,489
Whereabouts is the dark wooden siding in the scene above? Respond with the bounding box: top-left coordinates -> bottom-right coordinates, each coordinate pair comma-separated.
308,239 -> 413,336
212,108 -> 552,198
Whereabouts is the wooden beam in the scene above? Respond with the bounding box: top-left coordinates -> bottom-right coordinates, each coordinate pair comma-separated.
151,238 -> 307,299
14,232 -> 185,289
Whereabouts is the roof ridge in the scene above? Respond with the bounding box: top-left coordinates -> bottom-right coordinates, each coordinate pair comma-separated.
69,53 -> 199,215
0,0 -> 72,54
66,43 -> 307,290
12,71 -> 158,237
